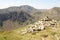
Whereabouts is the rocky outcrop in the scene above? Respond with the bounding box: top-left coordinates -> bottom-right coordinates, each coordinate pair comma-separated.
22,16 -> 57,34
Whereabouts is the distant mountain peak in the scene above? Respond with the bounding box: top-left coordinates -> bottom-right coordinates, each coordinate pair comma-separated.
0,5 -> 37,14
20,5 -> 32,7
52,7 -> 60,10
19,5 -> 36,13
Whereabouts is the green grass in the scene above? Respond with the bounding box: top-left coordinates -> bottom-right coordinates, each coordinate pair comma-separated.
0,22 -> 60,40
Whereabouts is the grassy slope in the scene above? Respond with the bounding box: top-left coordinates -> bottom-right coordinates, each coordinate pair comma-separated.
0,21 -> 60,40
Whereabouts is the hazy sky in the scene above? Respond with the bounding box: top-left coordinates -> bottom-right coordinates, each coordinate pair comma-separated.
0,0 -> 60,9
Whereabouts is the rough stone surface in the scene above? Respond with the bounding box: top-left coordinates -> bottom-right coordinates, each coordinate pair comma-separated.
22,16 -> 57,34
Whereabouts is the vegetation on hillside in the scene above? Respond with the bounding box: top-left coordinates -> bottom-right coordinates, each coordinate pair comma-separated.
0,21 -> 60,40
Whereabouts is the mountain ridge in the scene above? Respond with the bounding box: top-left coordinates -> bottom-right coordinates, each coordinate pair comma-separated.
0,5 -> 60,30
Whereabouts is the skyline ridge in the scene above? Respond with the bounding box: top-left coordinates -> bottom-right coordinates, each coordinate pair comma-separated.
0,0 -> 60,9
0,5 -> 60,9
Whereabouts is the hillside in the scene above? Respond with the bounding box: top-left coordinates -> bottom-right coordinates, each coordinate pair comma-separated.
0,19 -> 60,40
32,7 -> 60,21
0,5 -> 36,30
0,5 -> 60,30
0,5 -> 60,40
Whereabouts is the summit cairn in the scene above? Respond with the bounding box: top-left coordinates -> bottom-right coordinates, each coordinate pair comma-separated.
22,16 -> 57,34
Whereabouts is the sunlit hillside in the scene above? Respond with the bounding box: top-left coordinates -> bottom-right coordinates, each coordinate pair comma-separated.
0,21 -> 60,40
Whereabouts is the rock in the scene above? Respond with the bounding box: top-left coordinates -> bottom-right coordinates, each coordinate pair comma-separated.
21,29 -> 27,34
22,16 -> 57,34
41,34 -> 48,38
41,16 -> 52,21
40,25 -> 45,30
